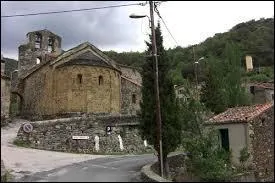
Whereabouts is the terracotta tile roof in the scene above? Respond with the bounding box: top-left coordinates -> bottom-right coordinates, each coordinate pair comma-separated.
207,103 -> 273,124
248,82 -> 274,90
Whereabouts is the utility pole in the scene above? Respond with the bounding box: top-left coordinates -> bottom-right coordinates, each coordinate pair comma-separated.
149,1 -> 164,177
193,46 -> 198,100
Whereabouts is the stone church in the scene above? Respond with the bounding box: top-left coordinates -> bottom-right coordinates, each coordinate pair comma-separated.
12,29 -> 141,118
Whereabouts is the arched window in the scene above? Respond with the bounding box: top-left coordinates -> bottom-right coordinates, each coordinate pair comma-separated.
36,57 -> 41,64
132,94 -> 136,104
48,37 -> 54,52
35,33 -> 42,49
77,74 -> 82,84
99,76 -> 103,85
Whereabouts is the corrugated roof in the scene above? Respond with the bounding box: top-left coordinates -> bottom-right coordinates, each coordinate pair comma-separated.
207,103 -> 273,124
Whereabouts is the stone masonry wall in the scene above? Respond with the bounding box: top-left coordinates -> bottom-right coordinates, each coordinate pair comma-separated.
16,115 -> 153,154
120,65 -> 142,115
21,65 -> 121,117
1,76 -> 11,118
121,78 -> 141,115
249,106 -> 274,182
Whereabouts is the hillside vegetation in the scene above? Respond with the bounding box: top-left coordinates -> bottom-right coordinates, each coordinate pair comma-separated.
104,18 -> 274,84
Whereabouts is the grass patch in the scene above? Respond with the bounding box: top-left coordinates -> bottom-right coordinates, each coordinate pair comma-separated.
1,170 -> 14,182
13,139 -> 31,148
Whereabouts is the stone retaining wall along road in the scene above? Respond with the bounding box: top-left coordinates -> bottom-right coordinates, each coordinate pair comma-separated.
15,115 -> 153,154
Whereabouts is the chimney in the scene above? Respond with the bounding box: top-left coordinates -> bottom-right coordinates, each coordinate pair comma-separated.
245,55 -> 253,72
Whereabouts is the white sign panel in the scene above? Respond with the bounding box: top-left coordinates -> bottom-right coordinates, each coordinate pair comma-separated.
72,136 -> 89,140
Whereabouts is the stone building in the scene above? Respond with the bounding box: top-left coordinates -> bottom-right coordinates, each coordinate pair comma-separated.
119,64 -> 142,115
246,82 -> 274,104
1,58 -> 11,118
205,103 -> 274,182
12,29 -> 141,118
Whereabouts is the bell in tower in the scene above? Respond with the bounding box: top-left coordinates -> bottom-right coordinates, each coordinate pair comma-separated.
18,29 -> 62,78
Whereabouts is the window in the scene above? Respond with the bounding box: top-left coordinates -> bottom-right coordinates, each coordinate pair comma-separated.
99,76 -> 103,85
178,89 -> 184,94
77,74 -> 82,84
250,86 -> 255,95
261,117 -> 265,125
48,37 -> 54,52
36,57 -> 41,64
35,33 -> 42,49
219,129 -> 229,152
132,94 -> 136,104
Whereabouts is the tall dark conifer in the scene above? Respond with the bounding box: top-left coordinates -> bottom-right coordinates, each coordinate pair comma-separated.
140,22 -> 181,176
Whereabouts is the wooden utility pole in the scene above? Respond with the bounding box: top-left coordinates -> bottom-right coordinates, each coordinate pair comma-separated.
149,1 -> 164,177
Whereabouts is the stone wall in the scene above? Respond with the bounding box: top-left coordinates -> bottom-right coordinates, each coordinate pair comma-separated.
15,115 -> 153,154
1,76 -> 11,118
119,65 -> 142,85
249,106 -> 274,182
120,65 -> 142,115
21,65 -> 121,117
121,78 -> 141,115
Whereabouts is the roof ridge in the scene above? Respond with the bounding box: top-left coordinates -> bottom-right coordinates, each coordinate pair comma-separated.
207,103 -> 273,124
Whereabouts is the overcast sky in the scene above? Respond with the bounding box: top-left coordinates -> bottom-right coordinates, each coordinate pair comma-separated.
1,1 -> 274,60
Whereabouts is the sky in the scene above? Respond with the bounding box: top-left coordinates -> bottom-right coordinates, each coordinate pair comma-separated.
1,1 -> 274,60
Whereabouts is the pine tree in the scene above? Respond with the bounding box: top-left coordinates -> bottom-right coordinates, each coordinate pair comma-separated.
139,22 -> 181,176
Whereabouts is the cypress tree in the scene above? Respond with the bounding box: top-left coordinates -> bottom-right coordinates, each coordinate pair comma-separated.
140,22 -> 181,176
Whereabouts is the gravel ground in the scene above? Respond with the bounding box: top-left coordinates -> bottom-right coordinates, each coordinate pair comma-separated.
1,118 -> 108,180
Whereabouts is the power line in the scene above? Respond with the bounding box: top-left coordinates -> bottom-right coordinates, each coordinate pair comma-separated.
154,3 -> 179,46
1,2 -> 147,18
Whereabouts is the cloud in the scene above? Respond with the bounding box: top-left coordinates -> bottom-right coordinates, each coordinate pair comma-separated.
1,1 -> 144,59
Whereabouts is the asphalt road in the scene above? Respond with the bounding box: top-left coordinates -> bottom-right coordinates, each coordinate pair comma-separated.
16,154 -> 156,182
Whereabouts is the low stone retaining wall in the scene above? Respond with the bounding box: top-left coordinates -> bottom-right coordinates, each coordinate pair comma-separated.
15,115 -> 153,154
141,153 -> 256,182
141,153 -> 186,182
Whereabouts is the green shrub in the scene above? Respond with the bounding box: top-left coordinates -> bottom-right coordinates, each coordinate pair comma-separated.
1,170 -> 13,182
13,139 -> 30,147
184,130 -> 234,182
239,147 -> 250,163
249,74 -> 270,82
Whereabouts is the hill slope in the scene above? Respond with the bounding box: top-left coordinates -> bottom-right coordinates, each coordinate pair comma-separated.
104,18 -> 274,83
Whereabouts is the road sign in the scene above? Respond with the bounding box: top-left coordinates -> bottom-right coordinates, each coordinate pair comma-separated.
106,126 -> 112,135
23,123 -> 33,133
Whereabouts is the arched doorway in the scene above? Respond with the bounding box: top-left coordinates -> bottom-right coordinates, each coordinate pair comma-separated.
10,92 -> 23,117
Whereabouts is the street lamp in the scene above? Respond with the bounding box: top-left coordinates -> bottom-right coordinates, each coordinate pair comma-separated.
130,1 -> 164,178
194,57 -> 205,100
129,14 -> 148,19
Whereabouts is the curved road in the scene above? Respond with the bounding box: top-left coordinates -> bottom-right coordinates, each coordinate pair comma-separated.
16,154 -> 156,182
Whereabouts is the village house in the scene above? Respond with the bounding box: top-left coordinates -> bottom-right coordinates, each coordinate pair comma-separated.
205,103 -> 274,182
11,29 -> 142,118
246,82 -> 274,104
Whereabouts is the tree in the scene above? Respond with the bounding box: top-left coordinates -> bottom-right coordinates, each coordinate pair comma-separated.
224,42 -> 251,107
180,85 -> 234,181
200,56 -> 228,114
139,22 -> 182,176
201,42 -> 251,114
